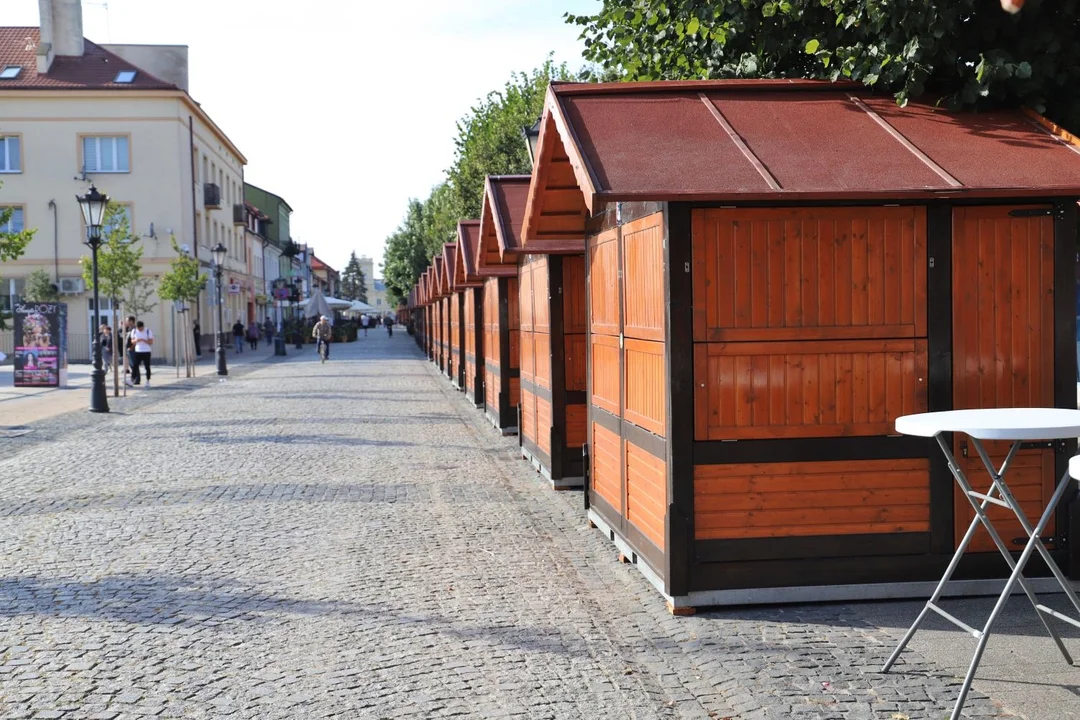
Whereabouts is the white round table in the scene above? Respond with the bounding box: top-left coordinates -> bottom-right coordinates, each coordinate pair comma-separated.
886,408 -> 1080,720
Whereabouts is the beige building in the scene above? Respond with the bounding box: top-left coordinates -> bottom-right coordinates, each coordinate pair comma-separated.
0,0 -> 251,363
355,255 -> 388,315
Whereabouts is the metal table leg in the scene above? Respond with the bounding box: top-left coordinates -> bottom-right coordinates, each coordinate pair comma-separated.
883,435 -> 1079,720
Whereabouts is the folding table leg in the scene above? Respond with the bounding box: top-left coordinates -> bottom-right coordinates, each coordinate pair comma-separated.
949,461 -> 1079,720
971,439 -> 1080,624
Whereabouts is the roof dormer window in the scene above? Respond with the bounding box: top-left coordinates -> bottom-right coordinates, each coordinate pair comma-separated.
114,70 -> 136,83
0,66 -> 21,79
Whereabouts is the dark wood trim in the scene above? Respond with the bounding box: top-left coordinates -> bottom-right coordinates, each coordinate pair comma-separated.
616,209 -> 628,528
522,435 -> 552,474
549,255 -> 568,481
692,435 -> 930,465
623,420 -> 666,462
457,290 -> 466,388
623,522 -> 667,582
484,361 -> 520,379
665,202 -> 694,598
590,492 -> 621,540
591,404 -> 621,436
521,377 -> 552,403
1053,200 -> 1079,575
927,204 -> 955,555
696,532 -> 930,564
585,228 -> 596,513
688,547 -> 1070,594
497,276 -> 517,427
642,196 -> 1074,211
566,390 -> 587,405
472,287 -> 485,407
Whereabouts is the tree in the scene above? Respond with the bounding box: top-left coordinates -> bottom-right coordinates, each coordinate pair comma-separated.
158,235 -> 208,377
0,185 -> 35,330
79,202 -> 149,394
340,252 -> 364,300
22,269 -> 59,302
357,267 -> 368,304
567,1 -> 1080,131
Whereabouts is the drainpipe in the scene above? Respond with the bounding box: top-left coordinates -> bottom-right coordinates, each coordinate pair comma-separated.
48,199 -> 58,282
189,115 -> 199,319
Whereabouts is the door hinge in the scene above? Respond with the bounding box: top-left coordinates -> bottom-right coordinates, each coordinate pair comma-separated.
619,333 -> 624,349
928,257 -> 935,269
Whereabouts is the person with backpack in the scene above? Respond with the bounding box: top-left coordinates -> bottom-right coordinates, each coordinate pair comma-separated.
384,315 -> 394,338
232,320 -> 245,353
246,322 -> 260,351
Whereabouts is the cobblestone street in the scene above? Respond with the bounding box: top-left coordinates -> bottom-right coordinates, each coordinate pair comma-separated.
0,333 -> 1068,719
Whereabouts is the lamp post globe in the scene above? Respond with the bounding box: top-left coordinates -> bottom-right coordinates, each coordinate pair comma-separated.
211,242 -> 228,376
77,185 -> 110,413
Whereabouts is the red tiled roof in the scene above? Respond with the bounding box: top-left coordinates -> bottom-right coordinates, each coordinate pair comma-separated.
488,176 -> 530,257
455,220 -> 482,285
0,27 -> 176,90
542,79 -> 1080,207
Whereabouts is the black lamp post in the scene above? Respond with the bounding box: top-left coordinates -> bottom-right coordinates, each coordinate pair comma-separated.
212,242 -> 228,376
77,185 -> 110,413
522,117 -> 542,166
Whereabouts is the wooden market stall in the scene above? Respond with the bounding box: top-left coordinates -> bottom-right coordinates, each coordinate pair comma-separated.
441,242 -> 460,386
422,269 -> 434,360
454,220 -> 486,407
482,175 -> 589,488
432,256 -> 447,373
475,177 -> 522,434
523,78 -> 1080,612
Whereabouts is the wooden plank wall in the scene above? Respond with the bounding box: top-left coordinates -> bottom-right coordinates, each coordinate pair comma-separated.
587,212 -> 669,552
690,207 -> 931,541
519,255 -> 541,449
483,278 -> 500,416
465,287 -> 479,399
564,255 -> 588,451
450,292 -> 461,383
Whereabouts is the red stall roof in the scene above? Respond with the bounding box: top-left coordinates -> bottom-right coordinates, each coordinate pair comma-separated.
523,79 -> 1080,246
476,176 -> 527,276
432,256 -> 445,298
442,243 -> 458,294
455,220 -> 484,287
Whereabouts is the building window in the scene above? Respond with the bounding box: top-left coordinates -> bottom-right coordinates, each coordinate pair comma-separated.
0,136 -> 20,173
82,136 -> 130,173
0,206 -> 25,233
0,65 -> 21,79
114,70 -> 136,83
103,204 -> 133,238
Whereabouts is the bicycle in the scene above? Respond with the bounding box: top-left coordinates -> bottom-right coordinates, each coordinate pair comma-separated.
317,337 -> 329,363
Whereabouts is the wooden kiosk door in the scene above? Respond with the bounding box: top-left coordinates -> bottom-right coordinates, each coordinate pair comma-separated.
951,206 -> 1057,552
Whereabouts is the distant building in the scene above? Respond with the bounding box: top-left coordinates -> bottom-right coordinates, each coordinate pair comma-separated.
0,0 -> 248,362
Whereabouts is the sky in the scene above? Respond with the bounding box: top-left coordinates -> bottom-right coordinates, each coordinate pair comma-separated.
6,0 -> 598,275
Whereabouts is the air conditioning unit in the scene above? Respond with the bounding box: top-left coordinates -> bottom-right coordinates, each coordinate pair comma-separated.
58,277 -> 85,294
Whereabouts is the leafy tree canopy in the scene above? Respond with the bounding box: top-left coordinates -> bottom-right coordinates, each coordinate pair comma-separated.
340,252 -> 364,301
158,236 -> 207,305
23,269 -> 58,302
0,185 -> 35,330
80,202 -> 144,306
567,0 -> 1080,130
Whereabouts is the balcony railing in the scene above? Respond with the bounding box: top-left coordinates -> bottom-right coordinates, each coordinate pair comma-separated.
204,183 -> 222,209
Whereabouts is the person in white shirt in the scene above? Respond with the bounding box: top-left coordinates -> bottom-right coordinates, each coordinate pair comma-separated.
129,320 -> 154,387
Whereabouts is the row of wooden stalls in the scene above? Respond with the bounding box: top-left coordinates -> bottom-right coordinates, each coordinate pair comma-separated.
411,78 -> 1080,613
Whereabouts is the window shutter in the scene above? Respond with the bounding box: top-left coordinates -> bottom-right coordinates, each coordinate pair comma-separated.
8,137 -> 19,171
12,207 -> 24,232
100,137 -> 115,172
82,137 -> 97,172
117,137 -> 130,172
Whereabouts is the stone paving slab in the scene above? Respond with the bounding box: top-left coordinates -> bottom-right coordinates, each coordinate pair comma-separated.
0,332 -> 1070,719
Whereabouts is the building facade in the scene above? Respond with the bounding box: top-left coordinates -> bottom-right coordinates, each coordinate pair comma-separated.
0,1 -> 247,363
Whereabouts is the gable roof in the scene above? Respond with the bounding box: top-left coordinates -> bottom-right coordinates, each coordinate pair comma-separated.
455,220 -> 483,287
523,78 -> 1080,246
432,256 -> 445,298
441,243 -> 458,294
476,176 -> 528,276
0,28 -> 176,90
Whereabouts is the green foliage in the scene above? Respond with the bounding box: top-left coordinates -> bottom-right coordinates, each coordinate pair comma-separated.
158,236 -> 207,305
340,251 -> 364,300
80,202 -> 144,307
357,266 -> 368,303
0,184 -> 35,330
567,0 -> 1080,130
382,59 -> 579,305
22,269 -> 58,302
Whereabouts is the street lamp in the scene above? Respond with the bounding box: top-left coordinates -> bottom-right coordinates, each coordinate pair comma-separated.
522,117 -> 542,167
211,241 -> 228,376
77,185 -> 110,413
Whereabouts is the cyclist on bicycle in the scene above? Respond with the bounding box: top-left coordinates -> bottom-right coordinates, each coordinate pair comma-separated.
312,315 -> 332,360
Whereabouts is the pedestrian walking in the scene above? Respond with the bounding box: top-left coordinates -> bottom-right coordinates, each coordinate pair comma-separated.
247,322 -> 260,351
263,318 -> 274,342
193,318 -> 202,357
232,320 -> 244,353
99,324 -> 113,368
384,315 -> 394,338
123,315 -> 137,386
129,320 -> 153,387
361,314 -> 369,337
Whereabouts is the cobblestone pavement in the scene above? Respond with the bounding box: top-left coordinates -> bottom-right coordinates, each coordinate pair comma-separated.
0,333 -> 1029,719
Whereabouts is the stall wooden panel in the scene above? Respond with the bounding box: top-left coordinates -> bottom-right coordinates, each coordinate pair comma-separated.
693,339 -> 929,440
951,206 -> 1057,553
692,207 -> 927,342
483,277 -> 501,417
622,215 -> 666,342
465,287 -> 478,397
626,440 -> 667,550
450,293 -> 461,384
507,276 -> 521,411
694,459 -> 932,540
563,255 -> 588,393
624,338 -> 666,436
591,421 -> 622,511
590,334 -> 621,416
588,229 -> 620,336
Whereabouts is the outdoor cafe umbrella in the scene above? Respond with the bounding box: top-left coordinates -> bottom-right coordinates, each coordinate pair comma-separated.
348,299 -> 376,313
303,287 -> 333,319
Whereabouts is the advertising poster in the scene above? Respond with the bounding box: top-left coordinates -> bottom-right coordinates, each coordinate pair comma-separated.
13,302 -> 67,388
